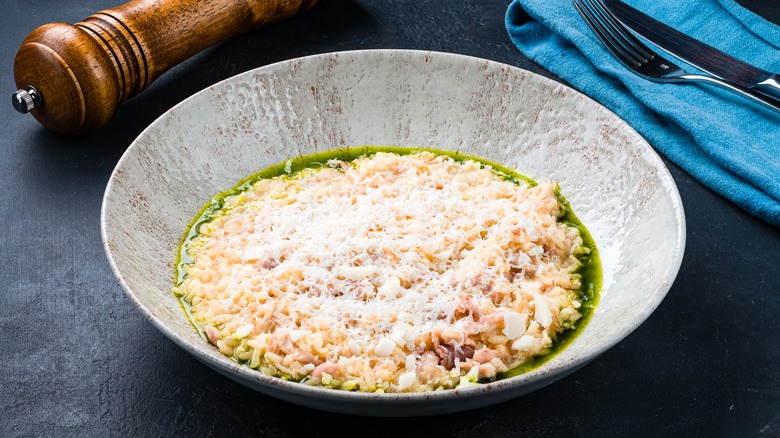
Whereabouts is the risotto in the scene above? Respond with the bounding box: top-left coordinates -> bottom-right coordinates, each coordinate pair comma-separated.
173,150 -> 597,392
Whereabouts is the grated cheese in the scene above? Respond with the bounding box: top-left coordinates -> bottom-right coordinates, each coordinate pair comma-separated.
374,338 -> 396,357
502,311 -> 526,340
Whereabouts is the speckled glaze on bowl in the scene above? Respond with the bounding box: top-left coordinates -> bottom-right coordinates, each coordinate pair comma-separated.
101,50 -> 685,416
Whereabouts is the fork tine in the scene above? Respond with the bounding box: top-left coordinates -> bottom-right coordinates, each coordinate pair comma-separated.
573,0 -> 642,68
586,0 -> 654,62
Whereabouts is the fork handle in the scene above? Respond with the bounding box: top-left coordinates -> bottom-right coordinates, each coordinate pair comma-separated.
751,75 -> 780,101
682,74 -> 780,114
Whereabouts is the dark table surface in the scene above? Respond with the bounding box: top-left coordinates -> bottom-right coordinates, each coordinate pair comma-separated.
2,0 -> 779,436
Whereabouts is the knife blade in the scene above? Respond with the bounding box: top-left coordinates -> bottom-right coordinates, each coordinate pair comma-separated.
601,0 -> 780,100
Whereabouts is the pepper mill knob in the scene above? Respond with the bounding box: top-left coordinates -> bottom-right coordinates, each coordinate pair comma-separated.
12,86 -> 42,114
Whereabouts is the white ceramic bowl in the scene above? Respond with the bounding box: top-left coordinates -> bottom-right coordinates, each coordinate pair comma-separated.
101,49 -> 685,416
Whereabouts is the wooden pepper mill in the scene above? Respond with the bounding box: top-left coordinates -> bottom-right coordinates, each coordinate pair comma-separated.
12,0 -> 319,134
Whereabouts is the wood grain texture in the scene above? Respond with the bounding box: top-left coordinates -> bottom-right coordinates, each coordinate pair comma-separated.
13,0 -> 319,134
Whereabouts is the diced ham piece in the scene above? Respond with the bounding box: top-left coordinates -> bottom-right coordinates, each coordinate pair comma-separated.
204,326 -> 220,345
473,347 -> 498,364
312,362 -> 340,379
435,344 -> 475,370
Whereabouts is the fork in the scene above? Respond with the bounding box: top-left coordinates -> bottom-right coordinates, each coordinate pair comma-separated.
573,0 -> 780,113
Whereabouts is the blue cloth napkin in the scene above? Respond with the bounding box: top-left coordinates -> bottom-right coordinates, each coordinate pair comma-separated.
506,0 -> 780,226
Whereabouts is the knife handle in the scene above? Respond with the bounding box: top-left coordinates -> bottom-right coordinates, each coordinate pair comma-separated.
12,0 -> 319,135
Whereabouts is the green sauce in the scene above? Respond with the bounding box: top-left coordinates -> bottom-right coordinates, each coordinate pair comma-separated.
173,146 -> 602,381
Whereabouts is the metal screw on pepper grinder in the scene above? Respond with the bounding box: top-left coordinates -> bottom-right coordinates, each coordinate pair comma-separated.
11,86 -> 42,114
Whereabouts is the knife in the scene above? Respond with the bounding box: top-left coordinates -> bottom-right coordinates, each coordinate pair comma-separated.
601,0 -> 780,100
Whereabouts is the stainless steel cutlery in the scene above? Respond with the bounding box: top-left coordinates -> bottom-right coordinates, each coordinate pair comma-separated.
574,0 -> 780,113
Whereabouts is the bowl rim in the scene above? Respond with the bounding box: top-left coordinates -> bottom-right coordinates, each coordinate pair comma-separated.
100,48 -> 686,404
